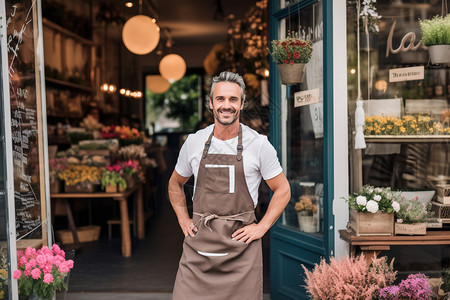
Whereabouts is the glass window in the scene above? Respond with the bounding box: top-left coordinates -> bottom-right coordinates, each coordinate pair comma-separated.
280,1 -> 324,236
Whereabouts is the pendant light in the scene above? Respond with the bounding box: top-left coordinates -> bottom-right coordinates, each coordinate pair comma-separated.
146,75 -> 171,94
122,0 -> 160,55
159,54 -> 186,83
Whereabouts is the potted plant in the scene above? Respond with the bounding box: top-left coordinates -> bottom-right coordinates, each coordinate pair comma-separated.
394,196 -> 433,235
101,166 -> 127,193
379,273 -> 433,300
344,185 -> 401,236
119,160 -> 141,188
269,34 -> 313,85
419,14 -> 450,64
358,0 -> 382,50
294,195 -> 318,233
13,245 -> 74,300
302,255 -> 397,299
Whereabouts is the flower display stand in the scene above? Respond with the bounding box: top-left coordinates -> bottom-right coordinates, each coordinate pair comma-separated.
277,63 -> 306,85
348,209 -> 394,236
394,222 -> 426,235
297,211 -> 319,233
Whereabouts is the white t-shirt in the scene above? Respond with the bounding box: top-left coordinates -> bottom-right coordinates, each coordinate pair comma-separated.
175,124 -> 283,207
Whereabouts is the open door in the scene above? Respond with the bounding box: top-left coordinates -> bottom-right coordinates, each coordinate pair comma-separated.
269,1 -> 334,299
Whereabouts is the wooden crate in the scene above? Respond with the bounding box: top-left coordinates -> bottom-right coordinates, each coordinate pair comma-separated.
395,222 -> 426,235
348,209 -> 394,236
56,225 -> 101,244
436,185 -> 450,204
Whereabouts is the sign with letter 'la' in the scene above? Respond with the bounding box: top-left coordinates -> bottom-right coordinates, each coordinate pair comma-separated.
389,66 -> 424,82
294,88 -> 320,107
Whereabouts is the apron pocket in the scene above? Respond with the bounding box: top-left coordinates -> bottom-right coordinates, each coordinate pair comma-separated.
204,164 -> 235,194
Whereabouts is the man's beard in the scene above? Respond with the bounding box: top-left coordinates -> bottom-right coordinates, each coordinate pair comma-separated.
213,108 -> 240,125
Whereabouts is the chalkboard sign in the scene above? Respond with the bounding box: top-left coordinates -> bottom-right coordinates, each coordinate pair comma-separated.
6,0 -> 48,243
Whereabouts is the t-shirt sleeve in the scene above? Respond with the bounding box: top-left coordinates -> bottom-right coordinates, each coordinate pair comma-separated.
259,136 -> 283,180
175,135 -> 193,178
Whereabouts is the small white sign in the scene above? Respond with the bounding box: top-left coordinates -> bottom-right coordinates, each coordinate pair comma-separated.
294,88 -> 320,107
389,66 -> 424,82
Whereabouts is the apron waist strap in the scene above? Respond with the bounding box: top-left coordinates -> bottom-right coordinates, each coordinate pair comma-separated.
193,211 -> 254,231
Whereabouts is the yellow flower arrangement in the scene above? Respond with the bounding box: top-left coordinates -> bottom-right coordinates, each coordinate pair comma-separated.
364,115 -> 450,136
58,165 -> 102,186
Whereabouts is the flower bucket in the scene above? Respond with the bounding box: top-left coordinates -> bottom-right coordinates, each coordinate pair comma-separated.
123,173 -> 137,189
297,211 -> 318,233
277,63 -> 306,85
428,45 -> 450,64
394,222 -> 426,235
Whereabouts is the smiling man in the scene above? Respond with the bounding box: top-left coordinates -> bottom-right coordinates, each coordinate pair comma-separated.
168,71 -> 290,300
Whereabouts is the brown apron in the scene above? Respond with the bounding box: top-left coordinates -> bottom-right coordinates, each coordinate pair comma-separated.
173,125 -> 263,300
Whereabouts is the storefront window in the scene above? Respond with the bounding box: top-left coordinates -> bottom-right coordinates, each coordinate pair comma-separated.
280,1 -> 324,236
347,0 -> 449,275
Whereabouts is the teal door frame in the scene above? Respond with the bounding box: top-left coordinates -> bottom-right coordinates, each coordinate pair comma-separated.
269,0 -> 334,299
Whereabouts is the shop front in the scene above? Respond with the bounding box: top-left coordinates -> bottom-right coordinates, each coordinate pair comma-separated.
268,0 -> 449,298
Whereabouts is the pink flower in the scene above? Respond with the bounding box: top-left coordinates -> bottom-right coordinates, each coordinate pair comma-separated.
66,260 -> 74,269
43,265 -> 53,274
407,205 -> 412,211
58,262 -> 70,273
107,165 -> 114,171
36,254 -> 47,266
51,244 -> 62,255
397,219 -> 403,223
43,273 -> 54,284
31,268 -> 41,279
19,256 -> 28,266
13,270 -> 22,279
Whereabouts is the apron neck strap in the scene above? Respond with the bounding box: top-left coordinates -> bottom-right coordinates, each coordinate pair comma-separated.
202,124 -> 244,160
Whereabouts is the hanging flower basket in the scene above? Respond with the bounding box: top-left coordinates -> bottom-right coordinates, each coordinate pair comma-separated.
277,63 -> 306,85
428,45 -> 450,64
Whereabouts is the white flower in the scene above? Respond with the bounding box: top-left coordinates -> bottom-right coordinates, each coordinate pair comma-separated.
386,193 -> 392,200
392,201 -> 400,212
374,187 -> 382,193
366,200 -> 379,213
397,219 -> 403,224
356,196 -> 367,206
368,188 -> 374,194
373,195 -> 382,202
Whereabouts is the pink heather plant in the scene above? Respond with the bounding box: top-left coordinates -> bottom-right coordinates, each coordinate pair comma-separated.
302,255 -> 397,300
13,245 -> 74,299
379,273 -> 433,300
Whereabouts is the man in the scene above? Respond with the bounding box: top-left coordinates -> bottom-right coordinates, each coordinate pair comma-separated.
168,71 -> 290,300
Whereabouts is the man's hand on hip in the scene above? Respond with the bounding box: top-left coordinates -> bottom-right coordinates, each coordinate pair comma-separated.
231,223 -> 266,244
180,218 -> 197,237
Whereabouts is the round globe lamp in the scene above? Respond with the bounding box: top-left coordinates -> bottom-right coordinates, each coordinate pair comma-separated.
122,15 -> 160,55
159,54 -> 186,83
146,75 -> 171,94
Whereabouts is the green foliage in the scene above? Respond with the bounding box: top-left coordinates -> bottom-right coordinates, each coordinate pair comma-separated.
269,34 -> 313,64
419,15 -> 450,46
148,74 -> 199,131
101,170 -> 127,190
395,197 -> 433,224
441,267 -> 450,293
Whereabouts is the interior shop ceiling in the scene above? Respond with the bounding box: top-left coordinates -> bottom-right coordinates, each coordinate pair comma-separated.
105,0 -> 257,46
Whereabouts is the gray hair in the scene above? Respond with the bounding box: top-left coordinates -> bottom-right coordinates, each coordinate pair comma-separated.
208,71 -> 246,102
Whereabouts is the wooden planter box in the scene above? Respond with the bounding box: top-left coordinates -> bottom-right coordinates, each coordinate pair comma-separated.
105,184 -> 117,193
395,222 -> 426,235
348,209 -> 394,236
65,182 -> 97,193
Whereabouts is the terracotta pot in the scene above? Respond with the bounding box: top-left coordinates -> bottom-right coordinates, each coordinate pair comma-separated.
277,63 -> 306,85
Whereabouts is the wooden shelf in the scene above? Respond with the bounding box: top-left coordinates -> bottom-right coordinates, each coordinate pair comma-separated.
45,77 -> 92,92
365,135 -> 450,143
42,18 -> 94,45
